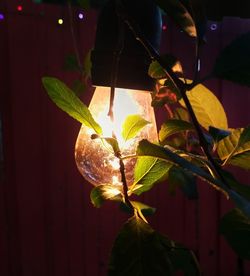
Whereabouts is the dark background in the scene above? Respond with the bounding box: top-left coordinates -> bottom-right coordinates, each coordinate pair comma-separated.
1,0 -> 250,275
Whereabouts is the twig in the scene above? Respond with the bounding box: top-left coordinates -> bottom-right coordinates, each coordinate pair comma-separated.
117,1 -> 230,190
67,1 -> 84,74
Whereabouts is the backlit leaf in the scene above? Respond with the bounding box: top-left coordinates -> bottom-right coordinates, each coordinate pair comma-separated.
159,119 -> 194,142
132,156 -> 172,195
108,216 -> 200,276
42,77 -> 102,134
213,32 -> 250,87
217,127 -> 250,169
122,114 -> 150,142
90,184 -> 122,208
148,60 -> 166,79
120,201 -> 156,216
136,140 -> 225,189
179,84 -> 228,130
154,0 -> 197,37
220,208 -> 250,259
108,216 -> 174,276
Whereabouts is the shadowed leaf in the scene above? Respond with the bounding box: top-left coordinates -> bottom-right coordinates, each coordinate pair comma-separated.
213,32 -> 250,87
154,0 -> 197,37
220,208 -> 250,259
90,184 -> 122,207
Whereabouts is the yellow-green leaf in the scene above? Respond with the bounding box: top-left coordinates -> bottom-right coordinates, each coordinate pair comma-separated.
132,156 -> 172,195
159,119 -> 194,142
42,77 -> 102,134
122,114 -> 150,142
180,84 -> 228,130
217,127 -> 250,169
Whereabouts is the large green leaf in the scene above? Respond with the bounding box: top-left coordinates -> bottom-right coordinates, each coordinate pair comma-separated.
90,184 -> 122,208
136,140 -> 224,188
159,119 -> 194,142
217,127 -> 250,169
121,115 -> 150,142
42,77 -> 102,134
154,0 -> 197,37
220,208 -> 250,259
108,216 -> 200,276
132,157 -> 172,195
108,216 -> 174,276
120,201 -> 156,217
213,32 -> 250,87
179,84 -> 228,130
148,60 -> 166,79
137,140 -> 250,218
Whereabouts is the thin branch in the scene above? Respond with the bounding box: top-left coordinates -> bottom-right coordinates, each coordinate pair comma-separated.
67,1 -> 84,74
117,1 -> 230,190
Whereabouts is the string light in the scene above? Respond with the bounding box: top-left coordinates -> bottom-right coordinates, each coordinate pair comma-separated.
162,24 -> 167,31
17,5 -> 23,12
78,12 -> 84,20
0,13 -> 4,21
58,18 -> 63,25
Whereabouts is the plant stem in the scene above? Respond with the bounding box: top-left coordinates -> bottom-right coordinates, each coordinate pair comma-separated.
118,155 -> 133,209
117,1 -> 230,190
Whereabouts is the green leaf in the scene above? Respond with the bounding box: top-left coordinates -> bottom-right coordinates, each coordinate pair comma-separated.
154,0 -> 197,37
209,126 -> 231,143
108,216 -> 174,276
220,208 -> 250,259
42,77 -> 102,134
168,166 -> 198,200
148,60 -> 166,79
122,114 -> 150,142
108,216 -> 200,276
132,157 -> 172,195
90,184 -> 122,208
213,32 -> 250,87
136,140 -> 226,190
159,119 -> 194,142
103,137 -> 120,155
120,201 -> 156,216
164,240 -> 200,275
179,84 -> 228,130
217,127 -> 250,169
148,54 -> 182,79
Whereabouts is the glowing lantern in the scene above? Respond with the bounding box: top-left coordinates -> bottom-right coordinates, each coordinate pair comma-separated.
75,0 -> 162,187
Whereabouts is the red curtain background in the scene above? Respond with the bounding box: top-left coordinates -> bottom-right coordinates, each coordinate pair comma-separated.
1,0 -> 250,275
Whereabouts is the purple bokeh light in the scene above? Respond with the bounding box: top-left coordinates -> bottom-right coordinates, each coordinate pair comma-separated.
78,12 -> 84,20
0,13 -> 4,20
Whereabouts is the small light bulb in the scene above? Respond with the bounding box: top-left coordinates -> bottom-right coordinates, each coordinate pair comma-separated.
78,12 -> 84,20
58,18 -> 63,25
17,5 -> 23,12
162,25 -> 167,31
75,87 -> 158,187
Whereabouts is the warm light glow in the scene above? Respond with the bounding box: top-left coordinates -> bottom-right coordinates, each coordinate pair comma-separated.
17,5 -> 23,12
58,18 -> 63,25
75,87 -> 158,187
